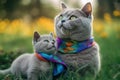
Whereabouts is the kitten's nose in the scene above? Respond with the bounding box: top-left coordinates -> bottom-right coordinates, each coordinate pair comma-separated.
61,20 -> 65,23
52,41 -> 54,44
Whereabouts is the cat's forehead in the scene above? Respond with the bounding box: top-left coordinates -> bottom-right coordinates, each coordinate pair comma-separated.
41,35 -> 53,40
60,9 -> 84,16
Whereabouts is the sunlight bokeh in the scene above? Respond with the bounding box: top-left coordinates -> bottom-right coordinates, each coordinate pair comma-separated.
0,17 -> 54,36
0,0 -> 120,80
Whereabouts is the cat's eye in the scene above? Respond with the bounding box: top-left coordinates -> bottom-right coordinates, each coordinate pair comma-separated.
59,15 -> 63,20
70,16 -> 77,20
44,40 -> 49,43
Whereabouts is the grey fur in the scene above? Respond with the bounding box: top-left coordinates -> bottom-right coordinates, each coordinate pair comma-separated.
61,2 -> 67,11
54,2 -> 100,79
0,31 -> 56,80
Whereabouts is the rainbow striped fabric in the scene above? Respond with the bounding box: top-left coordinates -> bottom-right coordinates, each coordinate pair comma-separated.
57,37 -> 95,54
35,52 -> 67,77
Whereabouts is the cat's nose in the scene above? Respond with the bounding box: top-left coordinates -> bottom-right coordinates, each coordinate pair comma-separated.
61,20 -> 65,23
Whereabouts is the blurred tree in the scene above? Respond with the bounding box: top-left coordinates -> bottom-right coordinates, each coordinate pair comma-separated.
0,0 -> 56,20
114,0 -> 120,10
97,0 -> 120,19
0,0 -> 21,19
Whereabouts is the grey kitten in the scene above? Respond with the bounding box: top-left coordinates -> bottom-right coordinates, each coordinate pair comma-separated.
54,2 -> 101,79
0,31 -> 56,80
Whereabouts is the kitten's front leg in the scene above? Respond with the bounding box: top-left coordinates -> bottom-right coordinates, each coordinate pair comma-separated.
27,72 -> 38,80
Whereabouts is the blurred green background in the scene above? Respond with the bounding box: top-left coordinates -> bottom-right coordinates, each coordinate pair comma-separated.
0,0 -> 120,80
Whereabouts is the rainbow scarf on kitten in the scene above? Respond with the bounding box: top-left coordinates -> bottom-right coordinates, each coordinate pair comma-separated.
35,52 -> 67,77
57,37 -> 95,54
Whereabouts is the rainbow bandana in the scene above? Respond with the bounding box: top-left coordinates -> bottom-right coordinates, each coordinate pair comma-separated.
57,37 -> 95,54
35,52 -> 67,77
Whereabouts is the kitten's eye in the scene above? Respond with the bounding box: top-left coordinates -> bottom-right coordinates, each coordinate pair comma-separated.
44,40 -> 49,43
53,40 -> 55,43
70,16 -> 77,20
59,15 -> 63,20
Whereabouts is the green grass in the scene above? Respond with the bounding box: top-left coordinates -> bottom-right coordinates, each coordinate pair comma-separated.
0,35 -> 120,80
0,34 -> 33,52
95,37 -> 120,80
0,30 -> 120,80
0,34 -> 33,80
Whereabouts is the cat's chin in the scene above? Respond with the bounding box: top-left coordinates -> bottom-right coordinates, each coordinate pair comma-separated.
60,26 -> 69,36
61,27 -> 65,35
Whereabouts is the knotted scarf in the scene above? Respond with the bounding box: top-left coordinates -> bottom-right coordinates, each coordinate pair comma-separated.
35,52 -> 67,77
57,37 -> 95,54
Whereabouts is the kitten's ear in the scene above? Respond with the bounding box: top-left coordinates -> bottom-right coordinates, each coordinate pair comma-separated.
33,31 -> 40,42
81,2 -> 92,17
50,32 -> 53,37
61,2 -> 67,11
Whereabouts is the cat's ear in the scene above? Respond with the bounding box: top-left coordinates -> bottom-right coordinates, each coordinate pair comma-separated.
81,2 -> 92,17
61,2 -> 67,11
33,31 -> 40,42
50,32 -> 53,37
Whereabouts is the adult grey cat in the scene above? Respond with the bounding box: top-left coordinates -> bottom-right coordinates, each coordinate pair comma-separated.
54,2 -> 101,79
0,31 -> 56,80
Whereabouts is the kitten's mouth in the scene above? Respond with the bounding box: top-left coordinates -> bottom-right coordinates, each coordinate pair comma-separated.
47,46 -> 55,50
